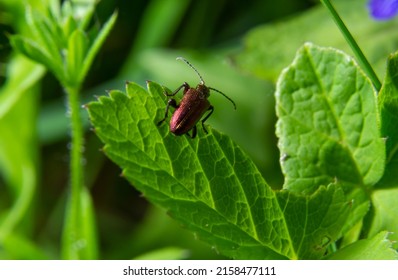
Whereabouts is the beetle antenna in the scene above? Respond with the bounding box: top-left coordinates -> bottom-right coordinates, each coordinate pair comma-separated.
176,57 -> 205,85
208,87 -> 236,110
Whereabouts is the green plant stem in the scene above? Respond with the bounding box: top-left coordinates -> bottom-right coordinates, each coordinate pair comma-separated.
67,86 -> 84,205
62,85 -> 84,259
320,0 -> 381,91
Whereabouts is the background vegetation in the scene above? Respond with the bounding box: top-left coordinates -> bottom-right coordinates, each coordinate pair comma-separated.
0,0 -> 397,259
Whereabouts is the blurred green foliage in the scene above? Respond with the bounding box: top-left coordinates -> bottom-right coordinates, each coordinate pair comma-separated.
1,0 -> 397,260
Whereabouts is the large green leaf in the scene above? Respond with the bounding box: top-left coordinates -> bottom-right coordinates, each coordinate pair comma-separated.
276,43 -> 385,194
87,81 -> 289,259
87,80 -> 351,259
234,0 -> 398,81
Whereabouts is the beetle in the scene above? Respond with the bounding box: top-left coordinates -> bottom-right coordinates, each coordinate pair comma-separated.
157,57 -> 236,138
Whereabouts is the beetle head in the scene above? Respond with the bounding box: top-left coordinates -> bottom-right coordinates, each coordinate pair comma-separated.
196,83 -> 210,98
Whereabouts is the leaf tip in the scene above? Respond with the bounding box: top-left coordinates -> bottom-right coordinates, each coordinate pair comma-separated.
120,170 -> 126,177
99,145 -> 108,153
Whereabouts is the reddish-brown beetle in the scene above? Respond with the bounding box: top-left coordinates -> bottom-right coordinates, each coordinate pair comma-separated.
157,57 -> 236,138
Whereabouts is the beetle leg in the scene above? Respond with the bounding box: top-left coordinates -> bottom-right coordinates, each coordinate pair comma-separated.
201,105 -> 214,134
164,82 -> 190,97
187,126 -> 197,138
157,99 -> 178,126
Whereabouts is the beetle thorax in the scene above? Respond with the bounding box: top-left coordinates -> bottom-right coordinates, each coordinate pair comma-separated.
196,83 -> 210,99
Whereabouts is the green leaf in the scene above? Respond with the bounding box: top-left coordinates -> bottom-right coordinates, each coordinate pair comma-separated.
87,81 -> 292,260
360,49 -> 398,250
26,7 -> 63,65
10,36 -> 63,81
276,43 -> 385,194
277,184 -> 349,259
234,0 -> 398,81
66,29 -> 88,86
62,15 -> 78,39
326,231 -> 398,260
80,11 -> 117,86
87,81 -> 352,260
68,0 -> 96,30
59,0 -> 96,31
376,51 -> 398,188
368,189 -> 398,250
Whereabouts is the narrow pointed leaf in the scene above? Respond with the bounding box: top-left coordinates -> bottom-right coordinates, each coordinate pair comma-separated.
10,36 -> 63,80
26,7 -> 63,65
80,11 -> 117,85
66,29 -> 88,86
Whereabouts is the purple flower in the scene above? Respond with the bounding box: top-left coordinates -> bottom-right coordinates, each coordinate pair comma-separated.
368,0 -> 398,20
